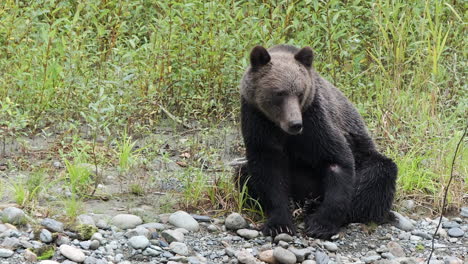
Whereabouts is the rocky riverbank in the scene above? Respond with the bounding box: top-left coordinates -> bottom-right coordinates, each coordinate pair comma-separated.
0,206 -> 467,264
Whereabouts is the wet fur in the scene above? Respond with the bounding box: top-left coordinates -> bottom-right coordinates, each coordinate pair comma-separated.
238,45 -> 397,239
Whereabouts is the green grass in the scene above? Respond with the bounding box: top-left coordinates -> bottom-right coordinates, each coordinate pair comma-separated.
0,0 -> 466,212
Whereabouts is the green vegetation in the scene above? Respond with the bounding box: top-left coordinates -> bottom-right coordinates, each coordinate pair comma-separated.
0,0 -> 466,214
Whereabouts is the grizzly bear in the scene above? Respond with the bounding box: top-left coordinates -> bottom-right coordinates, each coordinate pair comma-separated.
238,44 -> 397,239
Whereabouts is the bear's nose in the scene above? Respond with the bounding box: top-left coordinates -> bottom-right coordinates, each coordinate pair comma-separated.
288,120 -> 303,134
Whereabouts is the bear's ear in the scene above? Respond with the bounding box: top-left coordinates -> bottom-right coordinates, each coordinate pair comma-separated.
294,46 -> 314,67
250,46 -> 271,68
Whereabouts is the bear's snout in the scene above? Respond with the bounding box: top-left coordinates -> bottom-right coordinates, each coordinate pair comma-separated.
288,120 -> 303,135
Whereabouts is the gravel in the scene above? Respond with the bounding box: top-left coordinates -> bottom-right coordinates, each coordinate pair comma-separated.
0,208 -> 466,264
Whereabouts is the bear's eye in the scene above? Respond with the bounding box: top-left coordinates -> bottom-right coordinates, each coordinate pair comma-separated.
275,91 -> 288,97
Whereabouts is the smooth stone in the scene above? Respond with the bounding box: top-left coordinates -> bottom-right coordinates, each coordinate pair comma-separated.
411,230 -> 432,239
236,249 -> 257,264
444,256 -> 463,264
162,229 -> 185,243
258,249 -> 277,264
274,233 -> 293,243
128,235 -> 150,249
225,213 -> 247,230
442,221 -> 460,229
111,214 -> 142,229
288,247 -> 311,262
89,240 -> 100,250
303,261 -> 317,264
191,214 -> 212,222
391,211 -> 414,231
381,252 -> 395,259
273,247 -> 296,264
143,247 -> 161,256
362,255 -> 381,263
77,214 -> 96,226
168,211 -> 199,231
138,222 -> 166,231
461,207 -> 468,217
60,244 -> 86,262
39,261 -> 61,264
24,249 -> 37,262
56,234 -> 70,246
90,233 -> 104,242
401,200 -> 415,211
1,237 -> 20,249
40,228 -> 53,243
0,248 -> 14,258
447,227 -> 464,237
169,242 -> 189,256
125,226 -> 150,238
1,207 -> 26,225
237,229 -> 259,239
315,251 -> 329,264
41,218 -> 64,232
323,241 -> 338,252
387,242 -> 405,258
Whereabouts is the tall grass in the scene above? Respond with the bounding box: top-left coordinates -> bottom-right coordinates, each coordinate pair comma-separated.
0,1 -> 466,209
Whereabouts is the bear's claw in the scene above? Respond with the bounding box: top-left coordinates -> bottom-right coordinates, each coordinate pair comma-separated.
305,217 -> 340,240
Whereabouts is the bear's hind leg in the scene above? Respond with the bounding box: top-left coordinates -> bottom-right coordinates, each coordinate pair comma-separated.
350,152 -> 397,223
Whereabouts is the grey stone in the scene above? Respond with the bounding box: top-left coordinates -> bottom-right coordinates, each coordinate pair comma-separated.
38,261 -> 61,264
323,241 -> 338,252
303,261 -> 317,264
41,218 -> 64,232
125,226 -> 150,238
56,234 -> 70,246
168,211 -> 200,231
411,230 -> 432,239
111,214 -> 142,229
274,247 -> 296,264
274,233 -> 293,243
138,222 -> 166,231
461,207 -> 468,217
169,242 -> 189,256
77,214 -> 96,226
191,214 -> 212,222
89,240 -> 100,250
401,200 -> 415,211
1,207 -> 26,225
391,211 -> 414,231
225,213 -> 247,230
90,233 -> 104,242
288,247 -> 311,262
162,229 -> 185,243
442,221 -> 460,229
128,235 -> 150,249
362,255 -> 381,263
143,247 -> 161,256
236,229 -> 259,239
278,240 -> 289,248
40,228 -> 53,243
381,253 -> 395,259
60,244 -> 86,262
0,248 -> 14,258
447,227 -> 464,237
79,240 -> 91,249
315,251 -> 329,264
444,256 -> 463,264
1,237 -> 20,249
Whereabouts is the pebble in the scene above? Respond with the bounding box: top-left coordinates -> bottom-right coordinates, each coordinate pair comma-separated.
411,230 -> 432,239
225,213 -> 247,230
362,255 -> 381,263
39,261 -> 61,264
169,211 -> 200,231
442,221 -> 460,229
303,261 -> 317,264
169,242 -> 189,256
77,214 -> 96,226
236,229 -> 259,239
323,241 -> 338,252
162,229 -> 185,243
60,244 -> 86,262
1,207 -> 26,225
315,251 -> 329,264
288,247 -> 310,262
111,214 -> 142,229
391,211 -> 414,231
40,228 -> 53,243
258,249 -> 276,264
274,233 -> 293,243
41,218 -> 64,232
447,227 -> 464,237
444,256 -> 463,264
0,248 -> 14,258
128,235 -> 150,249
273,247 -> 296,264
461,207 -> 468,217
387,242 -> 405,258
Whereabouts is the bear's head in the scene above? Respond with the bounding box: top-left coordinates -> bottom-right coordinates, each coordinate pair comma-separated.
241,45 -> 315,135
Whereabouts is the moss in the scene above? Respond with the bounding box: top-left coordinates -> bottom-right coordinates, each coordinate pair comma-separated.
33,245 -> 55,260
77,224 -> 98,240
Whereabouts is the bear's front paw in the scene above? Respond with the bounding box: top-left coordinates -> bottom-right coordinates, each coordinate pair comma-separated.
262,214 -> 296,237
305,216 -> 340,239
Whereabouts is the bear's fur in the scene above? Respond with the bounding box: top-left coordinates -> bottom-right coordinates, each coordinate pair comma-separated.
238,44 -> 397,239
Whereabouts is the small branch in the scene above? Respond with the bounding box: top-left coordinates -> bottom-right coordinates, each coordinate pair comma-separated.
158,104 -> 191,129
427,123 -> 467,263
